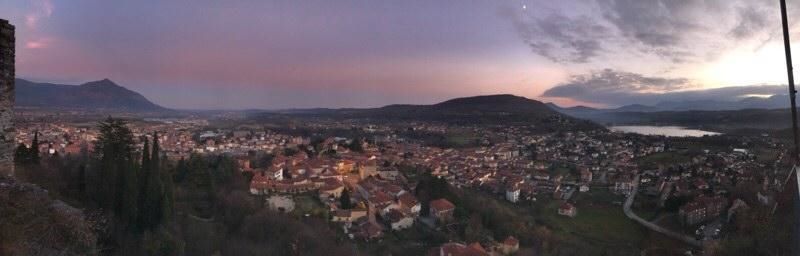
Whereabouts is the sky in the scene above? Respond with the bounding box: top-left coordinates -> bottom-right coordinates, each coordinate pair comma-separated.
2,0 -> 800,109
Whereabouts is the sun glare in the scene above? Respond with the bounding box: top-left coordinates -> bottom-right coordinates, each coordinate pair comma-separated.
700,42 -> 788,87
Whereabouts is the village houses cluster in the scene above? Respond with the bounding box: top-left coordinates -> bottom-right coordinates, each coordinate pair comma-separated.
14,115 -> 784,255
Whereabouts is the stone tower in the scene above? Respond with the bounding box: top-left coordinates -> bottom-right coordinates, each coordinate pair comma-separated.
0,19 -> 14,176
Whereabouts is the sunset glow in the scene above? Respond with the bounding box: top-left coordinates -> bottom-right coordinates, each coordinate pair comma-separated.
1,0 -> 799,109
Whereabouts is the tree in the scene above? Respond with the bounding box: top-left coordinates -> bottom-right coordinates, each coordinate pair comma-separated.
340,188 -> 352,209
186,154 -> 215,218
465,213 -> 485,242
30,131 -> 40,164
256,153 -> 274,169
139,135 -> 164,230
14,143 -> 28,165
282,165 -> 292,180
174,157 -> 189,183
138,138 -> 151,228
346,138 -> 364,153
151,132 -> 160,172
92,117 -> 138,228
160,147 -> 175,225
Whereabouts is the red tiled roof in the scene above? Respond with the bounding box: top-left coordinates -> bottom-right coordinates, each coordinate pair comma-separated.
503,236 -> 519,246
430,198 -> 455,212
435,242 -> 489,256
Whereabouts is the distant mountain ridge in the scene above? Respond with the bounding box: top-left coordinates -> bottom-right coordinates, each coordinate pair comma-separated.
265,94 -> 601,131
16,79 -> 166,111
548,94 -> 790,116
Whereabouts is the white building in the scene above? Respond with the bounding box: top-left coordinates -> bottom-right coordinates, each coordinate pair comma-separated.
505,187 -> 520,203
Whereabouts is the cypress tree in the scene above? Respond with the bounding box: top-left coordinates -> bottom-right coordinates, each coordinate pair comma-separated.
30,131 -> 40,164
141,138 -> 151,173
151,132 -> 160,172
93,117 -> 138,226
122,157 -> 140,229
137,138 -> 151,229
139,133 -> 164,230
14,143 -> 28,165
175,157 -> 188,183
340,188 -> 352,209
160,162 -> 175,224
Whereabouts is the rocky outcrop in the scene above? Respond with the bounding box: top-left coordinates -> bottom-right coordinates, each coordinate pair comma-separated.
0,177 -> 98,255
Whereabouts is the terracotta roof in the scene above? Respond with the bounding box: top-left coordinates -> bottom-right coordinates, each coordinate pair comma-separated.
503,236 -> 519,246
430,198 -> 455,212
435,242 -> 489,256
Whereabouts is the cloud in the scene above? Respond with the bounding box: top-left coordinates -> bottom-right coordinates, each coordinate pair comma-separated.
729,5 -> 770,40
504,0 -> 777,64
24,0 -> 53,29
542,69 -> 787,106
25,38 -> 51,49
506,7 -> 610,63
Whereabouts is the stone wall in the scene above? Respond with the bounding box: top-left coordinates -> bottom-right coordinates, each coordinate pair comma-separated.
0,19 -> 14,176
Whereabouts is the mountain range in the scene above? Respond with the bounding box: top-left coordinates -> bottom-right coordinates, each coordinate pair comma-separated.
14,78 -> 793,131
263,94 -> 601,131
15,79 -> 165,111
547,94 -> 790,116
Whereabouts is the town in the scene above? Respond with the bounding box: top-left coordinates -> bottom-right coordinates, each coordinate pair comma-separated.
12,110 -> 792,255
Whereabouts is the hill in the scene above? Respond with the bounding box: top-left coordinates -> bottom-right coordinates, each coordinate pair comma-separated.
16,79 -> 166,112
263,94 -> 601,131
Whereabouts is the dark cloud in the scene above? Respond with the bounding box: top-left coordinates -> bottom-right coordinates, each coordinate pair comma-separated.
729,6 -> 770,40
506,8 -> 609,63
505,0 -> 779,63
542,69 -> 786,106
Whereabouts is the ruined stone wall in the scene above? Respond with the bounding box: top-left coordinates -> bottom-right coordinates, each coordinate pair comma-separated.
0,19 -> 14,176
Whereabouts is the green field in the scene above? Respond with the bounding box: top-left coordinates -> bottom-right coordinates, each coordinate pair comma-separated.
636,152 -> 692,169
530,189 -> 646,255
444,132 -> 479,148
290,194 -> 328,219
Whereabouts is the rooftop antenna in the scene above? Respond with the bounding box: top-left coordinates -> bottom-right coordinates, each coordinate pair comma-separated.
781,0 -> 800,164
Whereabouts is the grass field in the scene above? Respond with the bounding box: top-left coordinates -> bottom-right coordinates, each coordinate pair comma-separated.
444,132 -> 479,148
753,147 -> 781,164
523,188 -> 647,255
636,152 -> 692,169
290,194 -> 329,219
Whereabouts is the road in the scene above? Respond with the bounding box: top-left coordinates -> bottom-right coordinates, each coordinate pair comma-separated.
623,175 -> 703,247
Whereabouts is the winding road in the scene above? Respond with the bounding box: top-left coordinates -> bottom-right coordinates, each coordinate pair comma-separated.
623,175 -> 703,247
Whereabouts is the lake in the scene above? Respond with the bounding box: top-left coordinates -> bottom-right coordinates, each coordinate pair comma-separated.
609,125 -> 721,137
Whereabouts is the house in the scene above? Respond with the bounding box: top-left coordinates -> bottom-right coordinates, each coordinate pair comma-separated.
498,236 -> 519,255
532,169 -> 551,181
505,185 -> 520,203
430,198 -> 456,224
558,202 -> 577,217
679,195 -> 728,226
348,218 -> 383,241
386,208 -> 414,231
332,208 -> 368,223
359,159 -> 378,179
693,179 -> 709,190
377,166 -> 401,181
579,168 -> 593,184
398,192 -> 421,216
369,191 -> 398,215
318,179 -> 345,201
611,174 -> 635,195
336,160 -> 356,174
428,242 -> 489,256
